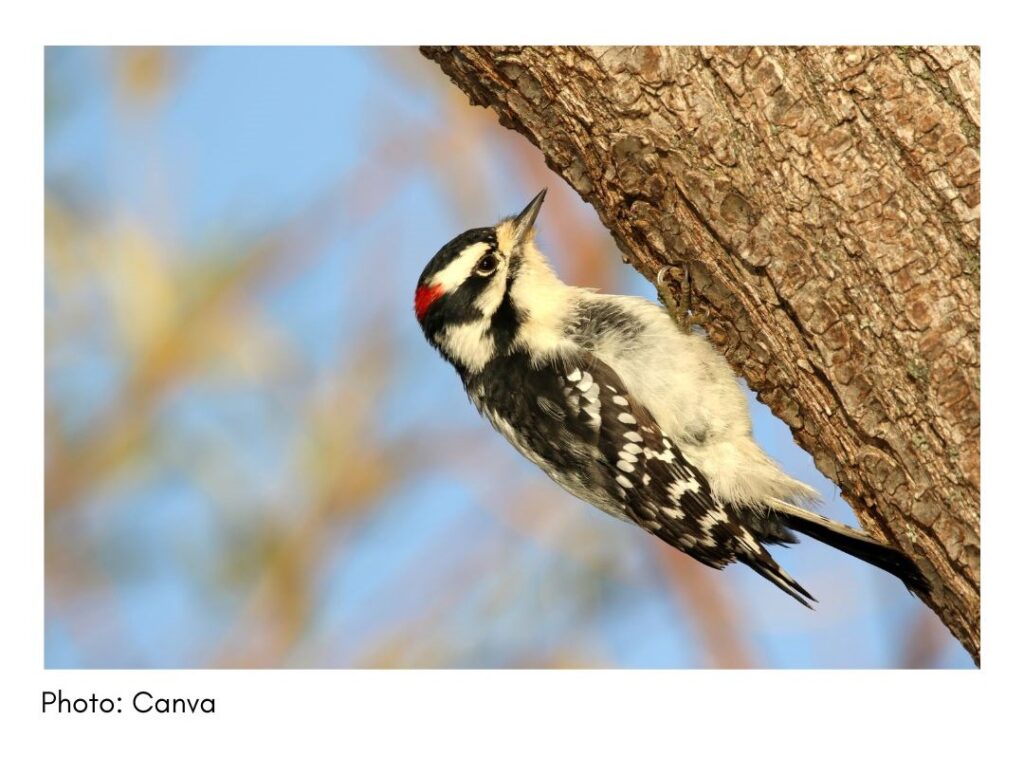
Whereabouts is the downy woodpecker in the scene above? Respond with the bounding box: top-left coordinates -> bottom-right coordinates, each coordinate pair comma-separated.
414,189 -> 926,606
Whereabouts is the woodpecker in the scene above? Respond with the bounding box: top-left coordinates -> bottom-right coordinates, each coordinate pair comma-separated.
414,189 -> 927,606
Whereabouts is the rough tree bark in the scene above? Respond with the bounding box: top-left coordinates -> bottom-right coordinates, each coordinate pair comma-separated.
421,46 -> 980,663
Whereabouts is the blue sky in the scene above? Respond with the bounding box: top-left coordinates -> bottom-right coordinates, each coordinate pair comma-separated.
44,46 -> 972,669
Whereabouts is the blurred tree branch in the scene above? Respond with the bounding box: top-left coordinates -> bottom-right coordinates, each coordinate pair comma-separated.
653,544 -> 754,668
421,45 -> 980,663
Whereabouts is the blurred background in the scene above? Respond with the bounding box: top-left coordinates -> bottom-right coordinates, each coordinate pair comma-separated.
44,46 -> 970,668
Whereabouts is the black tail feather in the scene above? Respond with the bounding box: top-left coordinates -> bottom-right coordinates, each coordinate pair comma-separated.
744,558 -> 818,609
767,499 -> 929,596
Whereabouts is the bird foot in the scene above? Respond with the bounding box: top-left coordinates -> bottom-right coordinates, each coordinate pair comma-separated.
656,265 -> 706,334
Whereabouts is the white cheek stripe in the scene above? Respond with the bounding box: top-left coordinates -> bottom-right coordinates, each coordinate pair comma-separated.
437,319 -> 496,374
431,242 -> 491,292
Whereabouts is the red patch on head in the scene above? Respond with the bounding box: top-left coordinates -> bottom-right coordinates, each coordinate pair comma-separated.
414,283 -> 444,321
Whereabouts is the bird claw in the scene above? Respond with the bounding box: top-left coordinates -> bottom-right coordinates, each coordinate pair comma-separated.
656,265 -> 705,334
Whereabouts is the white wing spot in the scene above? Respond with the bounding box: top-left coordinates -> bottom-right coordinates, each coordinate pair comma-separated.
644,445 -> 674,463
615,474 -> 633,489
668,476 -> 700,500
567,368 -> 582,382
616,460 -> 635,473
564,391 -> 580,412
617,413 -> 637,425
624,431 -> 643,443
612,395 -> 628,406
698,506 -> 728,530
577,371 -> 594,392
618,450 -> 638,464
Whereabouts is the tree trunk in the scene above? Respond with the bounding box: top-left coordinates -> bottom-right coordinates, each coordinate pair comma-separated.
421,45 -> 981,663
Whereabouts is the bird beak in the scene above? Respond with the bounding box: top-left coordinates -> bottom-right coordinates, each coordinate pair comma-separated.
511,188 -> 547,245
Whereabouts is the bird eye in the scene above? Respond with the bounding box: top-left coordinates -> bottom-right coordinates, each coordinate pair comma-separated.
475,254 -> 498,276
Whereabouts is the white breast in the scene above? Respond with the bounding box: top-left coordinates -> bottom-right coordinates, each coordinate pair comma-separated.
580,293 -> 818,508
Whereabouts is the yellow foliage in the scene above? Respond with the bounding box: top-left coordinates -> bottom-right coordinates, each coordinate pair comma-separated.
103,222 -> 176,354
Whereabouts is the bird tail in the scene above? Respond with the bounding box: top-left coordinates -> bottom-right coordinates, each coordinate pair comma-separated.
764,497 -> 929,595
744,554 -> 818,609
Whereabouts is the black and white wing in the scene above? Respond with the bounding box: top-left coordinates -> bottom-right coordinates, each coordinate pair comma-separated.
467,351 -> 816,607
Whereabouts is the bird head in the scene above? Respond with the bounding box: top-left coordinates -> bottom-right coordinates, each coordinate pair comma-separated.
414,189 -> 552,374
